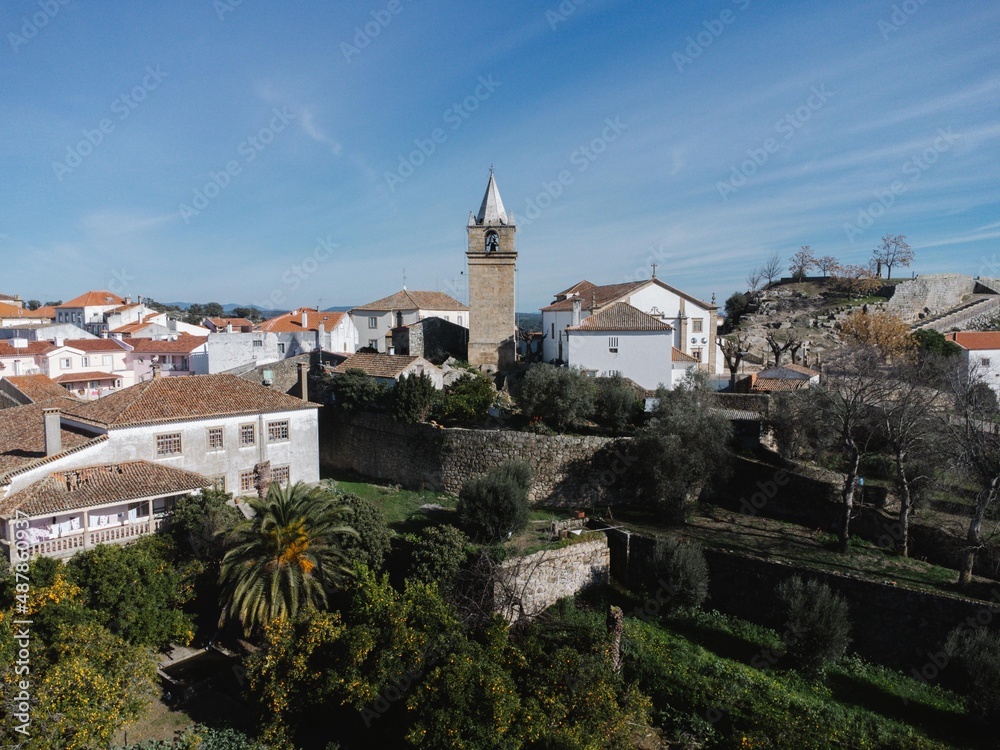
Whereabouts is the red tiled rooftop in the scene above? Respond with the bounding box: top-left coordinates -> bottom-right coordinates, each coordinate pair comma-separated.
258,308 -> 347,333
0,402 -> 104,480
126,335 -> 206,354
4,374 -> 77,404
331,352 -> 419,378
945,332 -> 1000,351
53,371 -> 119,384
60,373 -> 318,428
57,290 -> 126,308
568,302 -> 673,332
0,460 -> 209,517
352,290 -> 467,312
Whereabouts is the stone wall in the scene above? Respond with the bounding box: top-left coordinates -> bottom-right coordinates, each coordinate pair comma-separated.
321,411 -> 633,506
495,537 -> 610,622
887,274 -> 977,323
603,525 -> 1000,671
394,317 -> 468,363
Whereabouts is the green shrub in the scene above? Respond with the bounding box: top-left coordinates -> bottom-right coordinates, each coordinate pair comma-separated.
945,625 -> 1000,723
391,371 -> 439,424
335,490 -> 392,571
440,371 -> 495,422
457,461 -> 533,543
329,368 -> 388,411
410,524 -> 472,590
593,374 -> 642,433
775,576 -> 851,676
171,487 -> 241,562
649,536 -> 710,611
515,364 -> 596,431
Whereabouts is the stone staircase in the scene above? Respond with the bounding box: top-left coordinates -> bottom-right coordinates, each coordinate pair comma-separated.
911,294 -> 1000,332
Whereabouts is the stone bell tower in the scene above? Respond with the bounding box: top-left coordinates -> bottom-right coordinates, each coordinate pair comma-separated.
467,169 -> 517,371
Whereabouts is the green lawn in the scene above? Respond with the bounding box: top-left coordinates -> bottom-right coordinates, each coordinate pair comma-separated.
326,471 -> 459,533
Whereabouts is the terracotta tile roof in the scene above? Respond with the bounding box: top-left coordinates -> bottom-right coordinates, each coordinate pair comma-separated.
751,378 -> 810,393
111,321 -> 159,335
126,335 -> 206,354
542,281 -> 647,312
53,371 -> 119,384
543,278 -> 717,312
4,375 -> 76,404
33,306 -> 57,319
0,341 -> 54,357
206,317 -> 253,329
331,352 -> 419,378
0,402 -> 104,480
105,303 -> 143,315
0,302 -> 52,319
554,280 -> 597,298
0,460 -> 209,517
60,373 -> 318,428
57,290 -> 126,308
352,290 -> 468,312
258,308 -> 347,333
569,302 -> 673,332
672,347 -> 699,363
62,338 -> 127,353
945,332 -> 1000,350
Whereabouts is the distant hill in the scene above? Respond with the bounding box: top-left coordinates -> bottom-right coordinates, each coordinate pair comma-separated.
517,312 -> 542,332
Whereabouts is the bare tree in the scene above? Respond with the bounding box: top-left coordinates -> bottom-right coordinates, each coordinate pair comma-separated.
944,365 -> 1000,587
718,332 -> 751,390
761,252 -> 783,288
746,266 -> 763,294
875,356 -> 947,556
817,255 -> 839,279
872,234 -> 914,280
788,246 -> 817,281
814,348 -> 883,554
765,331 -> 800,367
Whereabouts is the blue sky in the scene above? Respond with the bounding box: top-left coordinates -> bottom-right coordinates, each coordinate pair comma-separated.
2,0 -> 998,312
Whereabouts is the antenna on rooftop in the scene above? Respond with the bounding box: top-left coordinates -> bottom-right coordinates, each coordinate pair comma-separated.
402,268 -> 407,291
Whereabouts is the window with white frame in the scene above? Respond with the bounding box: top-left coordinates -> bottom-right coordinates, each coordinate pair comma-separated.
239,423 -> 256,447
81,356 -> 89,367
272,465 -> 290,486
239,470 -> 255,493
60,357 -> 71,369
368,316 -> 378,329
210,475 -> 226,492
692,319 -> 703,333
102,354 -> 112,366
267,420 -> 289,442
207,427 -> 224,450
155,433 -> 182,456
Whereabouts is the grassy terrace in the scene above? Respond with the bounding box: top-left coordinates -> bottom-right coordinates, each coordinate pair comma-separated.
613,503 -> 1000,604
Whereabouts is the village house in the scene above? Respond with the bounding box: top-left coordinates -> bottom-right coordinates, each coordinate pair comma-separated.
350,291 -> 468,354
0,373 -> 320,563
204,316 -> 255,333
0,301 -> 55,328
54,290 -> 128,334
541,278 -> 723,380
562,302 -> 699,390
124,335 -> 209,380
330,351 -> 446,389
0,337 -> 133,396
735,363 -> 819,394
257,308 -> 359,354
945,331 -> 1000,394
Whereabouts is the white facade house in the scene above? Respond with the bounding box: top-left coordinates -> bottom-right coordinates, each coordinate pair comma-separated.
124,335 -> 209,381
564,302 -> 699,390
350,291 -> 468,353
54,290 -> 128,335
0,338 -> 133,396
945,332 -> 1000,393
542,278 -> 722,376
0,373 -> 321,562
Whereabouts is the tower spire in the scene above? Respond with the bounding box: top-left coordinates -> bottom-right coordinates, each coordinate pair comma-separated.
476,169 -> 510,226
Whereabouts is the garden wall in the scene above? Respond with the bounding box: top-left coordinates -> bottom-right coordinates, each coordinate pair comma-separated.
602,525 -> 1000,673
320,411 -> 635,506
495,537 -> 610,622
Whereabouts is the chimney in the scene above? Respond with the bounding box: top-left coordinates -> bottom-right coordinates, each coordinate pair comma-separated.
298,361 -> 309,401
301,310 -> 309,328
43,408 -> 61,456
226,323 -> 233,334
151,362 -> 162,379
572,298 -> 582,328
137,294 -> 142,305
54,336 -> 64,347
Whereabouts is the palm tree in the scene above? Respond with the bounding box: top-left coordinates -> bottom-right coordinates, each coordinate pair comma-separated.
219,482 -> 357,635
